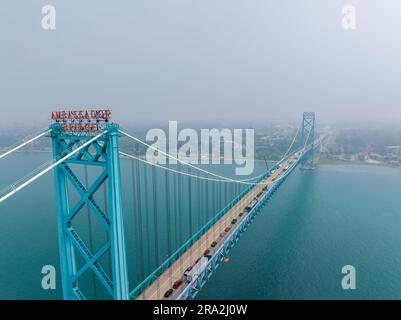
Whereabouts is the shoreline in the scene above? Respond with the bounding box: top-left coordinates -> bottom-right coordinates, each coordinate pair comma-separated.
318,157 -> 401,170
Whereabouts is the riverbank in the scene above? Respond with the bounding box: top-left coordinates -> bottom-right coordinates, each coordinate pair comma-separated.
319,156 -> 401,170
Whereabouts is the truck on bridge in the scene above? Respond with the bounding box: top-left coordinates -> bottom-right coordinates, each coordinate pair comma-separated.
184,256 -> 209,285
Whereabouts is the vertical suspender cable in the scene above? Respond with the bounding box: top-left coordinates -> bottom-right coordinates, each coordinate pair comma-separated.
131,157 -> 138,284
224,180 -> 227,208
206,170 -> 212,237
197,170 -> 201,232
152,165 -> 160,297
200,172 -> 206,244
188,166 -> 193,261
211,180 -> 215,219
197,170 -> 201,255
177,162 -> 183,273
134,144 -> 145,281
219,180 -> 222,210
213,180 -> 217,215
143,164 -> 151,276
172,167 -> 178,249
165,169 -> 172,281
178,162 -> 183,245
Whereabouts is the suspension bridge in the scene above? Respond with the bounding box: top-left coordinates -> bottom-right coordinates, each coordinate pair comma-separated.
0,111 -> 320,300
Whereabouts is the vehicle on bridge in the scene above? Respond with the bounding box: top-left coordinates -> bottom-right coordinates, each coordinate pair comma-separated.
245,199 -> 258,212
164,288 -> 173,299
173,279 -> 183,290
185,257 -> 209,285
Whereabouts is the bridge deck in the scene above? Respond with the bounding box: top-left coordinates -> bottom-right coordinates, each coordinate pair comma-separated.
136,152 -> 301,300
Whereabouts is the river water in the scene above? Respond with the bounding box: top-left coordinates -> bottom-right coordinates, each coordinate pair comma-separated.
1,153 -> 401,299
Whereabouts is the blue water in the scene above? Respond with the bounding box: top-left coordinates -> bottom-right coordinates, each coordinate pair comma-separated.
1,153 -> 401,299
198,164 -> 401,299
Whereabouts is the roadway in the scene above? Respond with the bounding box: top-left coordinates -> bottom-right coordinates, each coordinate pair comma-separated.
136,150 -> 302,300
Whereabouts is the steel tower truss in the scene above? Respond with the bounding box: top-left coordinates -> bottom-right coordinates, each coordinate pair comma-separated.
50,123 -> 129,300
301,112 -> 315,169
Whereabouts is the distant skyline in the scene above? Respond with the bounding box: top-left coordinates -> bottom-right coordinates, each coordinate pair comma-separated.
1,1 -> 401,126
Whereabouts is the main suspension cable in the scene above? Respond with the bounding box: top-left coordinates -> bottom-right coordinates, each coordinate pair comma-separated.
0,131 -> 106,203
120,151 -> 266,186
119,129 -> 263,184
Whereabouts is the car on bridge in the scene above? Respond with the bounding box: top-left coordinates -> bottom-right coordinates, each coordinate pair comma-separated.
211,241 -> 218,247
164,288 -> 174,299
245,199 -> 258,212
225,226 -> 231,232
231,218 -> 237,224
173,279 -> 183,290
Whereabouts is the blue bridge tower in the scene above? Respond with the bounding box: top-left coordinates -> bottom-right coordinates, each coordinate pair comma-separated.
50,122 -> 129,300
300,112 -> 315,170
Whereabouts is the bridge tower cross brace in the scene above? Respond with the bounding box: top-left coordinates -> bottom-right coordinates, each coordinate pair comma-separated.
301,112 -> 315,169
50,123 -> 129,300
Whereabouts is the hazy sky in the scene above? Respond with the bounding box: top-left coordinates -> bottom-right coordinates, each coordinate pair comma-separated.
0,0 -> 400,127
